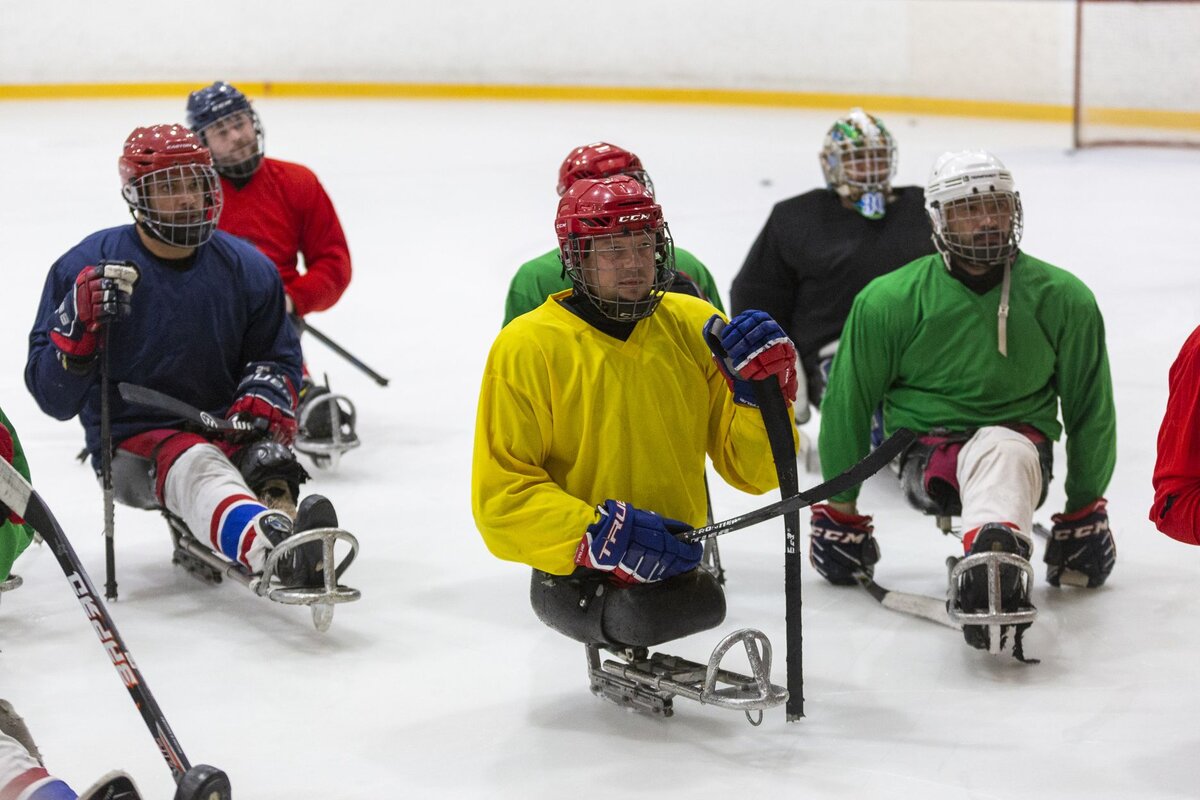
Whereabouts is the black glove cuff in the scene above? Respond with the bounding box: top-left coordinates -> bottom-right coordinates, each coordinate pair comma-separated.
59,351 -> 97,375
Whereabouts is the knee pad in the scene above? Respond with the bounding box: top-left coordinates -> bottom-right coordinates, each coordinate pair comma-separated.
233,440 -> 310,501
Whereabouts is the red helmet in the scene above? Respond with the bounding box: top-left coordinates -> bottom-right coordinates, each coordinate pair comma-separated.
556,142 -> 653,197
119,125 -> 213,184
119,125 -> 223,249
555,175 -> 675,321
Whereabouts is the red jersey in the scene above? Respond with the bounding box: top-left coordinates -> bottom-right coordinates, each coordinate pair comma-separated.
1151,325 -> 1200,544
217,157 -> 351,316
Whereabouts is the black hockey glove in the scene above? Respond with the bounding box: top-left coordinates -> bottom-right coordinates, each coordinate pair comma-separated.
809,503 -> 879,585
1044,498 -> 1116,588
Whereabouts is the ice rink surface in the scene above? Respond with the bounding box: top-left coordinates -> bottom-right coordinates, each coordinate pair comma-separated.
1,97 -> 1198,798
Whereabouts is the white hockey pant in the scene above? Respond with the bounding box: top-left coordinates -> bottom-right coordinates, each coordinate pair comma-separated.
162,443 -> 276,572
956,426 -> 1043,546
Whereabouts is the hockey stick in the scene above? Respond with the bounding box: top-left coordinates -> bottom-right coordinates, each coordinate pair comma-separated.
292,317 -> 390,387
0,457 -> 231,799
854,573 -> 959,629
101,327 -> 118,601
117,383 -> 263,436
679,427 -> 916,545
750,376 -> 804,720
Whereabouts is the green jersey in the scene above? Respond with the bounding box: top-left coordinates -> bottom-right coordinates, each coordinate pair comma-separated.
1,407 -> 35,581
819,253 -> 1115,512
502,246 -> 725,327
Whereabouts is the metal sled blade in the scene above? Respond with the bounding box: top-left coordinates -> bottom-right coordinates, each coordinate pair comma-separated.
170,522 -> 360,631
590,628 -> 787,725
586,644 -> 674,718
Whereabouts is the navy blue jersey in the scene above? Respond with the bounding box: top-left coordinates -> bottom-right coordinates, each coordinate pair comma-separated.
26,225 -> 303,468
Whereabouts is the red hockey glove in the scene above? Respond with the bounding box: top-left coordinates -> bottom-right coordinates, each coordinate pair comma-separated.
227,364 -> 298,446
49,262 -> 140,361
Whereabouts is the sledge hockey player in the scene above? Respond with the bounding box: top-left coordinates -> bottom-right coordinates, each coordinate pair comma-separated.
25,123 -> 334,592
813,150 -> 1117,656
1151,325 -> 1200,543
0,409 -> 35,591
473,175 -> 797,716
186,81 -> 357,467
1,700 -> 142,799
502,141 -> 725,327
730,109 -> 933,425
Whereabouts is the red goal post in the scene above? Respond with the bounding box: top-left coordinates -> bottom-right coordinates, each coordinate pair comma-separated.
1073,0 -> 1200,148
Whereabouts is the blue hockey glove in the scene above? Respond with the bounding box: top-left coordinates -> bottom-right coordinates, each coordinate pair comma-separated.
227,363 -> 298,445
703,311 -> 798,408
1045,498 -> 1115,588
809,503 -> 879,585
574,499 -> 702,585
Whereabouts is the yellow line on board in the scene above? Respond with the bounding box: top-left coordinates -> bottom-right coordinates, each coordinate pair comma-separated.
1,81 -> 1196,130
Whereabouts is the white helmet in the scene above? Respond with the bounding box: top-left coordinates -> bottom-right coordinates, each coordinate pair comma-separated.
924,150 -> 1023,269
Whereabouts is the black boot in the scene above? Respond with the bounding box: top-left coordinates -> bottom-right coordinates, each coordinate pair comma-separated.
289,494 -> 337,587
955,523 -> 1035,653
257,496 -> 335,588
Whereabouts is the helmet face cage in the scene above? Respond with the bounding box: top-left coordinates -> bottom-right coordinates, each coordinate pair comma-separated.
820,111 -> 897,197
562,225 -> 676,321
123,164 -> 224,248
929,191 -> 1023,268
195,109 -> 264,179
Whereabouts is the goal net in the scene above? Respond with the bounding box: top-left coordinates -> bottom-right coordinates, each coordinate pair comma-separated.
1074,0 -> 1200,148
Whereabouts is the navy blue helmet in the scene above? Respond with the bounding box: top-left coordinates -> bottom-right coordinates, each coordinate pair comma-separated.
185,81 -> 264,178
186,81 -> 253,131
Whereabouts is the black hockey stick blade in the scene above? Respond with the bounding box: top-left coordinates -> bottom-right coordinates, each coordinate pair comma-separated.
117,382 -> 260,435
854,573 -> 960,629
680,427 -> 916,544
0,458 -> 228,794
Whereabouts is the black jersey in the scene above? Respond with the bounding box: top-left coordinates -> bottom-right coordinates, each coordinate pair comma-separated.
731,186 -> 933,378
